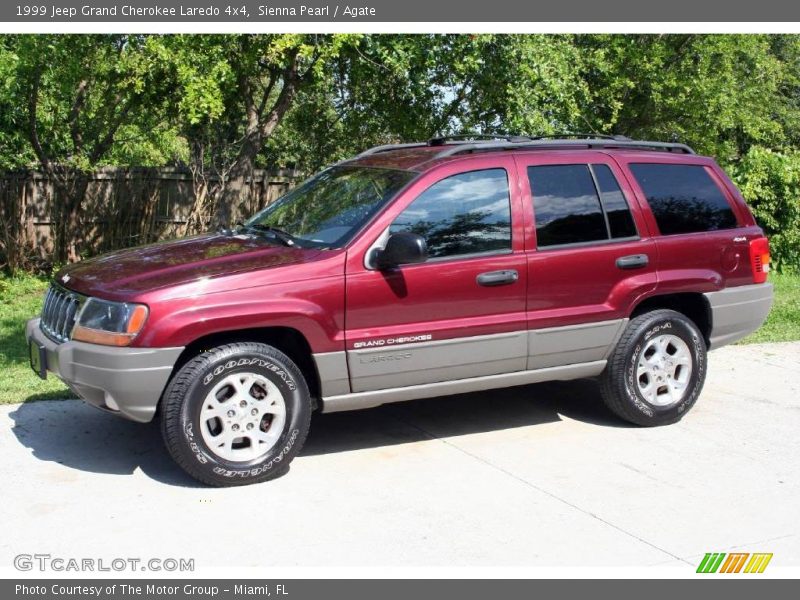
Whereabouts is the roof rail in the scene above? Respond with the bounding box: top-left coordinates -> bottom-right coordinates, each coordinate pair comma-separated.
357,134 -> 532,157
355,136 -> 695,160
528,133 -> 632,141
357,142 -> 430,157
432,138 -> 695,158
427,133 -> 532,145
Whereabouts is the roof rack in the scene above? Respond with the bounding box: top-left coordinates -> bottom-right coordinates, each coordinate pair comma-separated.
427,133 -> 533,145
356,133 -> 530,157
357,142 -> 430,157
356,135 -> 695,159
528,133 -> 632,141
434,138 -> 696,157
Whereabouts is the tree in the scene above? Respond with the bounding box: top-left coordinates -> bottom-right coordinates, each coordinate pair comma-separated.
575,34 -> 800,160
155,34 -> 360,231
731,147 -> 800,271
5,35 -> 177,263
3,34 -> 800,270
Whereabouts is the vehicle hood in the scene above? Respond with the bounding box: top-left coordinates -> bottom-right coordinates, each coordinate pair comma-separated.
56,233 -> 326,299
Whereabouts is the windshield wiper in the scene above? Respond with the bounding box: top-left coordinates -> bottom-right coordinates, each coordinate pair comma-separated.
241,223 -> 296,247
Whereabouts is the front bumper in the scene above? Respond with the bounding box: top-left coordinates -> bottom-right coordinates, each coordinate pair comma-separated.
25,318 -> 183,423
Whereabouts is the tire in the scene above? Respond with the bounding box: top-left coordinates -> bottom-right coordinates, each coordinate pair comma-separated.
160,342 -> 312,487
600,309 -> 707,427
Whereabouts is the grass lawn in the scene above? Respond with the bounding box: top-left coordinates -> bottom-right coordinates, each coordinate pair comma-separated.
0,271 -> 798,406
739,271 -> 800,344
0,274 -> 75,404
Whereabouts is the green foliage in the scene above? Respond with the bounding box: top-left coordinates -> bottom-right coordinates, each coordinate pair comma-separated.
0,35 -> 187,169
739,272 -> 800,343
576,35 -> 796,161
3,33 -> 800,171
730,147 -> 800,271
0,42 -> 35,167
154,34 -> 359,149
1,33 -> 800,267
0,273 -> 74,404
466,35 -> 590,135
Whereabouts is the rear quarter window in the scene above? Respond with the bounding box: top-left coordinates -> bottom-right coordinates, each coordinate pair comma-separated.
629,164 -> 738,235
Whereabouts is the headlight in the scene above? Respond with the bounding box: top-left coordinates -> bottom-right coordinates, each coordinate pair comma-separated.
71,298 -> 149,346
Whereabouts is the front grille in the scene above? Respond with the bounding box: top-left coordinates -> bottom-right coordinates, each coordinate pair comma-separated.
40,284 -> 85,343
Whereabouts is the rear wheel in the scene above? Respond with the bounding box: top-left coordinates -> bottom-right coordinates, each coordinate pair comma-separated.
161,342 -> 312,486
600,309 -> 707,426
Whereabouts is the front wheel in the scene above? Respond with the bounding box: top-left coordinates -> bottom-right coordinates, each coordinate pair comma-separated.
600,309 -> 707,426
161,342 -> 312,486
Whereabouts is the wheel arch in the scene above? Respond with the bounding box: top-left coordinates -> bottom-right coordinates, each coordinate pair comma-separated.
167,326 -> 321,409
630,292 -> 713,348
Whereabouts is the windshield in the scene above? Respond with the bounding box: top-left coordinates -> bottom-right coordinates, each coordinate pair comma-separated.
244,166 -> 416,248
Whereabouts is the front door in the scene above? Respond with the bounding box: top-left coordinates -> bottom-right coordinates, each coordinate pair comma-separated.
344,157 -> 528,392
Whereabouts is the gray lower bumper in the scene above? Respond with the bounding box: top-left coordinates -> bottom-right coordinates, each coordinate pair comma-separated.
704,283 -> 773,349
25,318 -> 183,423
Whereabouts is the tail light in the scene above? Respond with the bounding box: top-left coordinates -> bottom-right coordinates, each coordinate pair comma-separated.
749,237 -> 771,283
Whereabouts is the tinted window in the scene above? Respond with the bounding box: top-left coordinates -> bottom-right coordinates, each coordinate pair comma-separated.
528,165 -> 607,247
248,166 -> 415,247
629,164 -> 738,235
390,169 -> 511,259
593,164 -> 637,239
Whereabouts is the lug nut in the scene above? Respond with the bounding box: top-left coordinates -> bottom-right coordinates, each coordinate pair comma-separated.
240,400 -> 247,407
251,408 -> 258,416
232,424 -> 240,431
246,423 -> 254,430
227,410 -> 235,417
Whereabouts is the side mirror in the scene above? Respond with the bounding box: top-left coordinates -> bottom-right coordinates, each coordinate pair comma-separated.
374,232 -> 428,269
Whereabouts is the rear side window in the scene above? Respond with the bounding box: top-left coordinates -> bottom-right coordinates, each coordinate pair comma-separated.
629,164 -> 738,235
390,168 -> 512,259
527,164 -> 638,248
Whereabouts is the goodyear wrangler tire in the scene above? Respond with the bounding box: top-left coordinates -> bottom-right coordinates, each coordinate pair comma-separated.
600,309 -> 707,427
161,342 -> 312,486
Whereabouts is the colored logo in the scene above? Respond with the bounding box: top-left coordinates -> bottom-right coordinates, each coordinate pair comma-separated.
696,552 -> 773,573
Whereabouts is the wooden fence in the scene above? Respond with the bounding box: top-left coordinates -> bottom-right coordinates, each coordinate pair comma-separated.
0,167 -> 299,272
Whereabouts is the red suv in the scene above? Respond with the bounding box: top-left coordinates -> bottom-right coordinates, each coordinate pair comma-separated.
26,135 -> 773,486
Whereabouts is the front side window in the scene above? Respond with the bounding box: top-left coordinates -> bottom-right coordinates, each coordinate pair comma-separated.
390,169 -> 512,259
246,166 -> 415,247
629,163 -> 738,235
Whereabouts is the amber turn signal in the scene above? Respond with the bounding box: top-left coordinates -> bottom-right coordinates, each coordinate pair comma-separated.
71,326 -> 138,347
71,304 -> 149,347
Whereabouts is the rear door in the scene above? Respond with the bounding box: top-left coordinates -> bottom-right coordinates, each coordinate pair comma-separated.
516,153 -> 658,369
344,156 -> 528,392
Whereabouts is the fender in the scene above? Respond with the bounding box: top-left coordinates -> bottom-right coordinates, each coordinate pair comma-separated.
605,270 -> 660,317
651,268 -> 724,295
133,278 -> 345,353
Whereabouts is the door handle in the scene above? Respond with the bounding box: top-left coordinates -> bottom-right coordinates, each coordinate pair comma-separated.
616,254 -> 649,270
476,269 -> 519,287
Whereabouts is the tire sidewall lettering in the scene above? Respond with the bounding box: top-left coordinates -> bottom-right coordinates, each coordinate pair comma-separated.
183,422 -> 208,464
624,317 -> 704,418
211,428 -> 300,478
182,353 -> 300,476
202,357 -> 297,391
